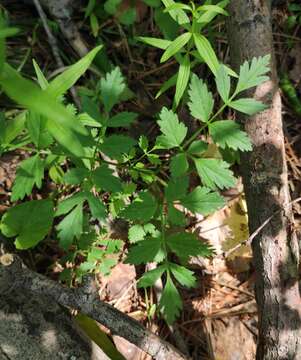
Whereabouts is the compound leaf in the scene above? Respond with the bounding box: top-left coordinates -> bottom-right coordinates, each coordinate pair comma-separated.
99,135 -> 136,158
92,163 -> 123,193
236,55 -> 270,94
125,237 -> 165,264
121,191 -> 157,222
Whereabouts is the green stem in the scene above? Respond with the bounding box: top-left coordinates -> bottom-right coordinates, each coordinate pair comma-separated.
183,94 -> 236,149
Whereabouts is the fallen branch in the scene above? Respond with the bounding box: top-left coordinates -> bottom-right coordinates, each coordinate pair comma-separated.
0,254 -> 188,360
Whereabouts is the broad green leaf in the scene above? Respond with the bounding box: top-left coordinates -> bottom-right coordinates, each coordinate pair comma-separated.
181,186 -> 224,214
11,155 -> 44,201
169,263 -> 196,287
188,74 -> 214,122
119,7 -> 136,26
78,113 -> 102,127
0,199 -> 54,249
174,54 -> 190,108
99,135 -> 136,158
125,237 -> 165,264
229,98 -> 267,115
193,33 -> 219,75
0,64 -> 88,157
209,120 -> 252,151
26,112 -> 53,148
63,167 -> 89,185
165,176 -> 189,203
128,224 -> 146,243
55,192 -> 87,216
170,153 -> 188,178
157,107 -> 187,148
154,5 -> 179,40
121,191 -> 157,222
0,111 -> 26,147
92,163 -> 122,192
100,67 -> 125,113
47,46 -> 102,99
215,64 -> 230,102
108,112 -> 137,127
187,140 -> 208,156
168,204 -> 186,226
235,55 -> 270,94
138,265 -> 166,288
136,36 -> 172,50
167,232 -> 213,259
104,0 -> 122,14
194,158 -> 236,189
86,193 -> 106,221
160,32 -> 191,63
57,203 -> 83,249
128,223 -> 158,243
159,274 -> 182,324
161,0 -> 190,25
32,59 -> 49,90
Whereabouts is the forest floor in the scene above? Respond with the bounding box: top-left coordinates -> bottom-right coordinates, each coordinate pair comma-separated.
1,1 -> 301,359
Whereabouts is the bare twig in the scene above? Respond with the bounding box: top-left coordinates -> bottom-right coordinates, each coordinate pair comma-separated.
32,0 -> 80,107
32,0 -> 63,67
0,255 -> 188,360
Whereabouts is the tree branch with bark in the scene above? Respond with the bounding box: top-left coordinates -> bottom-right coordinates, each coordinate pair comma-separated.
0,253 -> 187,360
227,1 -> 301,359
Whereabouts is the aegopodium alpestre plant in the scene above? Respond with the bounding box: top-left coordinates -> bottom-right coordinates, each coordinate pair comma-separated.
0,4 -> 270,323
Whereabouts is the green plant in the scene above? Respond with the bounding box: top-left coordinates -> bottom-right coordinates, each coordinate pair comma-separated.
138,0 -> 233,108
0,5 -> 270,324
286,3 -> 301,31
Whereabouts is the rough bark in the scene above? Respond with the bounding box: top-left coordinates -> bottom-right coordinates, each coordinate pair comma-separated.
0,254 -> 188,360
227,1 -> 301,359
